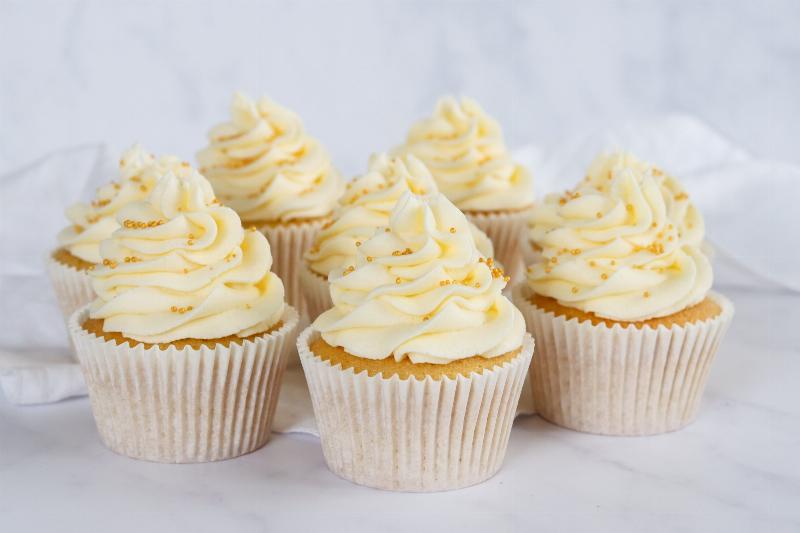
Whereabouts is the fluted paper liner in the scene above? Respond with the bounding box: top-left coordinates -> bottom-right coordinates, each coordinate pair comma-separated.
47,252 -> 95,326
68,305 -> 299,463
299,262 -> 333,322
298,327 -> 534,492
258,218 -> 329,319
467,207 -> 532,283
512,283 -> 734,436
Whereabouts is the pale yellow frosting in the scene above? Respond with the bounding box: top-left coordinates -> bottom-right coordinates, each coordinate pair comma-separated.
197,92 -> 342,223
304,153 -> 495,277
313,192 -> 525,364
527,153 -> 712,322
57,145 -> 186,264
89,169 -> 285,343
396,96 -> 534,212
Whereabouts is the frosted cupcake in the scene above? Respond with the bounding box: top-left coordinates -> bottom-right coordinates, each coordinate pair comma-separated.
298,192 -> 533,491
395,96 -> 534,280
198,92 -> 342,316
68,169 -> 298,462
301,153 -> 495,319
513,153 -> 733,436
49,145 -> 185,324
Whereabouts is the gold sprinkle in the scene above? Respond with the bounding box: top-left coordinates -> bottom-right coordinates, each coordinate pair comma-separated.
643,291 -> 651,298
171,306 -> 178,312
187,240 -> 195,246
550,257 -> 558,264
367,256 -> 373,262
571,249 -> 582,256
651,222 -> 658,228
422,316 -> 430,321
449,227 -> 456,233
596,212 -> 602,219
183,268 -> 189,274
385,228 -> 390,232
140,184 -> 147,192
589,260 -> 596,267
601,273 -> 608,280
474,282 -> 481,288
611,260 -> 616,266
626,204 -> 634,213
395,277 -> 401,284
675,193 -> 689,201
571,286 -> 579,294
355,241 -> 362,247
503,275 -> 510,282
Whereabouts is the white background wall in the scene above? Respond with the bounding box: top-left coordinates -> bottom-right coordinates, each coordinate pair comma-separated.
1,0 -> 798,176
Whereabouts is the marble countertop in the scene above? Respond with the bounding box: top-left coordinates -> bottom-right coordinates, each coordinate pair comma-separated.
1,286 -> 798,533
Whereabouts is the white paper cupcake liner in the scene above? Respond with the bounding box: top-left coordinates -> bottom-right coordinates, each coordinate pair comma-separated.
297,327 -> 534,492
300,262 -> 333,322
47,251 -> 95,325
512,283 -> 734,436
68,304 -> 300,463
467,208 -> 533,283
258,217 -> 328,319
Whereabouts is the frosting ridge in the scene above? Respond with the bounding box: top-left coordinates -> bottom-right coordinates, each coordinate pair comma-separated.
305,153 -> 494,277
526,153 -> 712,322
396,96 -> 533,211
89,169 -> 285,343
58,145 -> 186,264
197,92 -> 342,223
313,192 -> 524,364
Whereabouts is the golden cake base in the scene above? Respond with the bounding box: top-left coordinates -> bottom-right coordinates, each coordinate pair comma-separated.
82,318 -> 283,350
528,293 -> 722,329
310,337 -> 521,381
52,247 -> 94,271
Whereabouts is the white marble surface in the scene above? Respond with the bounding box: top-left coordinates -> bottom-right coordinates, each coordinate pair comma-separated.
1,286 -> 798,532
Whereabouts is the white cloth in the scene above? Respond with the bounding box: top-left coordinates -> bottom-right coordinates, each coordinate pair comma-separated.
1,116 -> 796,432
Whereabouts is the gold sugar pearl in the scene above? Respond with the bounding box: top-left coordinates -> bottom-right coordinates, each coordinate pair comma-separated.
355,241 -> 362,247
571,249 -> 582,255
449,227 -> 456,234
395,277 -> 402,284
626,204 -> 635,213
601,273 -> 608,280
596,212 -> 602,219
474,282 -> 481,288
367,256 -> 374,262
643,291 -> 651,298
571,287 -> 579,294
589,260 -> 596,267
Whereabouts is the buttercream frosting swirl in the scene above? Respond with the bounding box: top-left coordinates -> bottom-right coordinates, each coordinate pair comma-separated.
197,92 -> 342,223
89,169 -> 285,343
304,153 -> 494,277
313,192 -> 525,364
57,145 -> 185,264
526,154 -> 712,322
395,96 -> 534,212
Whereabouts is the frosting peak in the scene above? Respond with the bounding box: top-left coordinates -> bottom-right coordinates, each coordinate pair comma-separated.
58,145 -> 188,264
197,92 -> 342,223
304,153 -> 495,277
313,192 -> 525,364
527,152 -> 712,322
89,170 -> 285,343
396,96 -> 534,211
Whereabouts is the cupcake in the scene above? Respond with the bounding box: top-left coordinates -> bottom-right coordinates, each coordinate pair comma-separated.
301,152 -> 495,320
49,145 -> 185,324
197,92 -> 342,316
68,168 -> 298,462
298,191 -> 533,491
395,96 -> 534,280
513,152 -> 733,436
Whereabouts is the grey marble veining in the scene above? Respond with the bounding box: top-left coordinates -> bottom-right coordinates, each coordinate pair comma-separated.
1,286 -> 798,532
